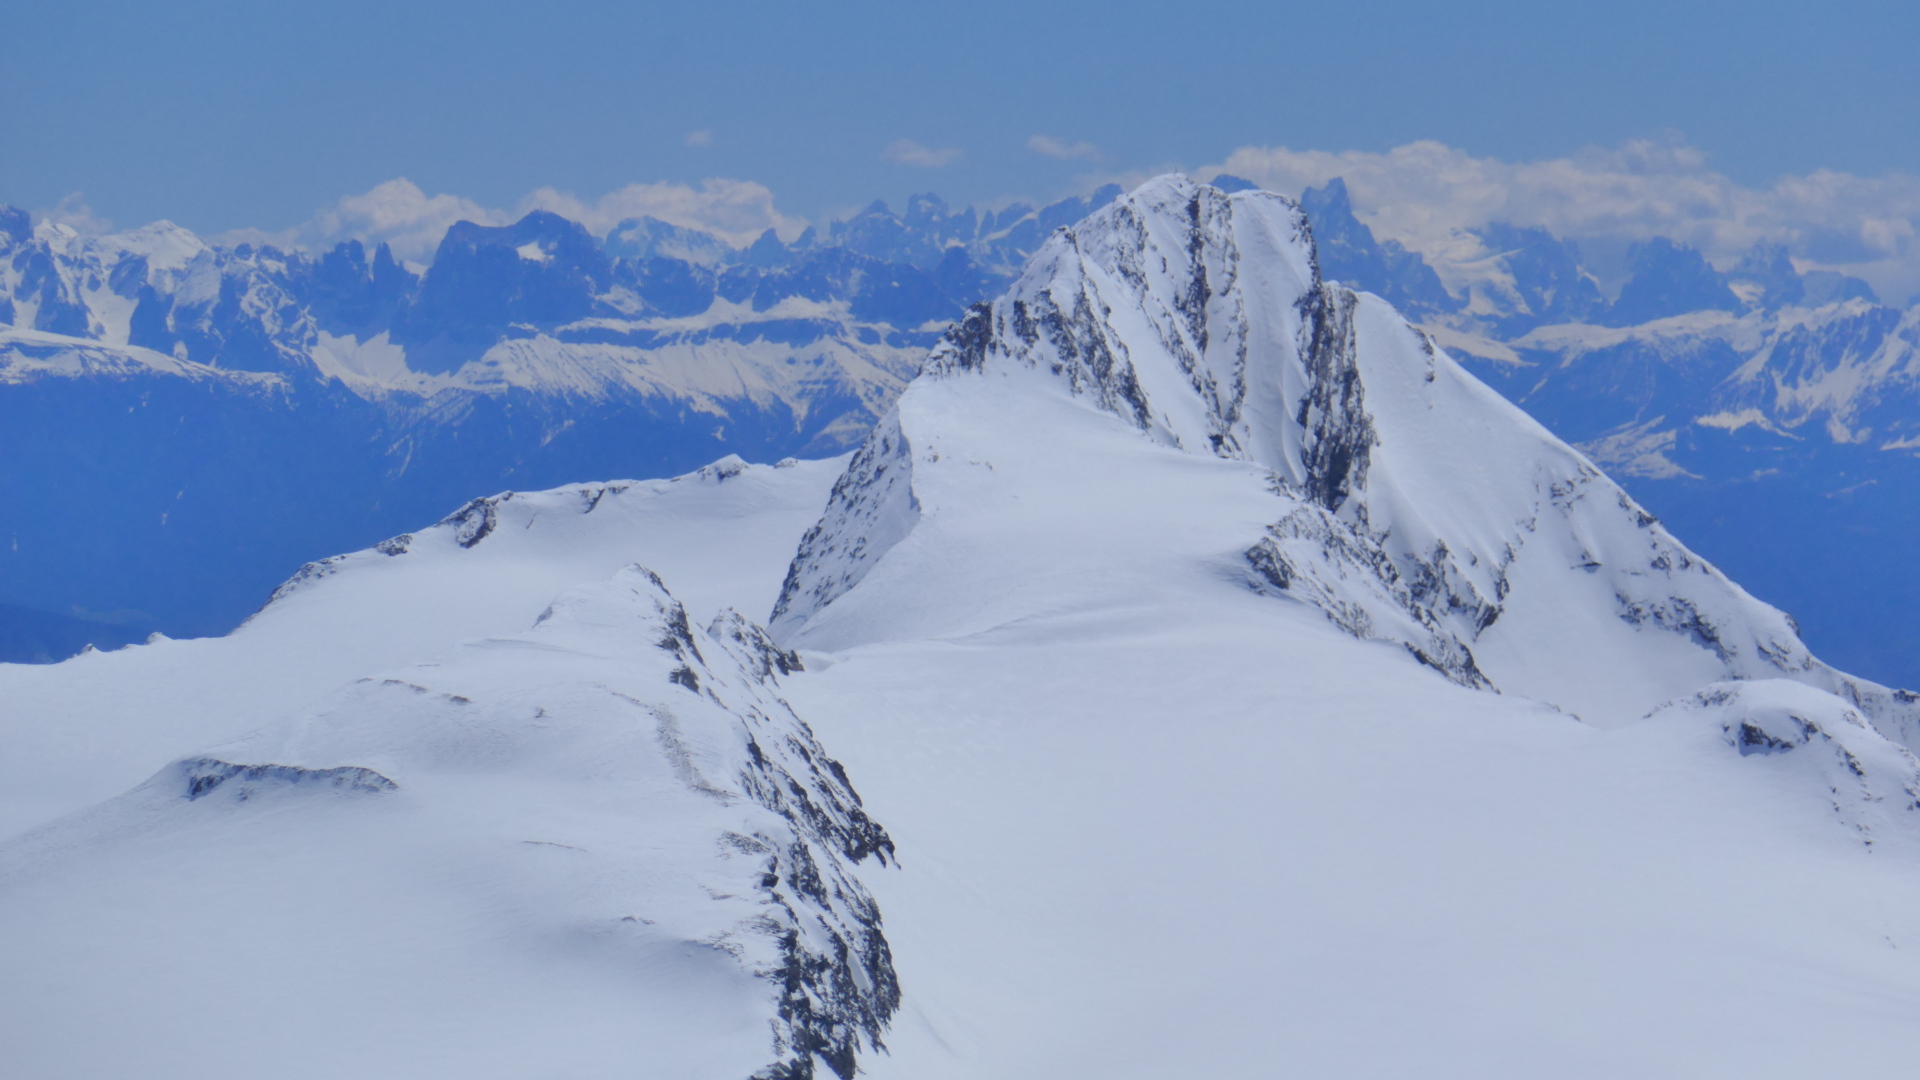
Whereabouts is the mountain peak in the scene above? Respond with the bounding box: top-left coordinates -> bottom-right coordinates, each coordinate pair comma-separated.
1608,236 -> 1742,325
775,175 -> 1919,737
99,220 -> 209,271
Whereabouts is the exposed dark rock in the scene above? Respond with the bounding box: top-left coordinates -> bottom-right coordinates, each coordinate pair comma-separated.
179,757 -> 398,801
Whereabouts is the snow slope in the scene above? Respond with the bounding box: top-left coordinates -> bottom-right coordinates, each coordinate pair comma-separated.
788,601 -> 1920,1078
1,564 -> 895,1080
0,323 -> 280,387
7,177 -> 1920,1078
0,454 -> 844,837
0,455 -> 882,1079
1447,301 -> 1920,689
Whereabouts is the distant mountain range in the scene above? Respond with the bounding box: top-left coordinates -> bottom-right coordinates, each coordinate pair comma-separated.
0,187 -> 1118,646
4,178 -> 1918,688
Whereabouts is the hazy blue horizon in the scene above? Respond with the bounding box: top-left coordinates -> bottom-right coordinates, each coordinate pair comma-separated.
9,0 -> 1920,232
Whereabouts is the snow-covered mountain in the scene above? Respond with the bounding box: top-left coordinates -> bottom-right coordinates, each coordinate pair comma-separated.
10,174 -> 1918,691
775,176 -> 1916,733
7,176 -> 1920,1078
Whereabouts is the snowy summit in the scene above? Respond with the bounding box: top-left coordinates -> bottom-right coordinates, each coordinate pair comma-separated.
5,176 -> 1920,1078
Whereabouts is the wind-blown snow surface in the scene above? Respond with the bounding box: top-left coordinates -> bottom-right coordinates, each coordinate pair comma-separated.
3,566 -> 895,1080
9,177 -> 1920,1077
0,457 -> 887,1079
769,177 -> 1920,1074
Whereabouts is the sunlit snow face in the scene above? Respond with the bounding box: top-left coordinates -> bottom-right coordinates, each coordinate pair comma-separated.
8,174 -> 1920,1080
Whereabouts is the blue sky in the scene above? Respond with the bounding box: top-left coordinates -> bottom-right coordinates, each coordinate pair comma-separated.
8,0 -> 1920,293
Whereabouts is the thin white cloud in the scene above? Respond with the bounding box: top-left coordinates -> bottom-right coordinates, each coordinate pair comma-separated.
287,176 -> 808,262
882,139 -> 963,168
299,178 -> 508,264
1027,135 -> 1100,162
685,130 -> 714,148
1202,137 -> 1920,301
208,226 -> 300,250
39,193 -> 113,236
518,178 -> 805,245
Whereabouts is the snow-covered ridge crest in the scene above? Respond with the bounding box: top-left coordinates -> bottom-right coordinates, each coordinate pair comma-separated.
241,453 -> 845,640
1647,679 -> 1920,846
774,174 -> 1920,743
12,563 -> 899,1079
0,325 -> 286,389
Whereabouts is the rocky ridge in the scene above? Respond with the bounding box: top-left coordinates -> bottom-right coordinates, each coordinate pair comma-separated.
775,176 -> 1920,748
